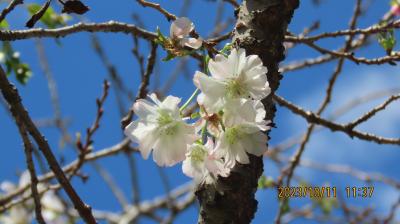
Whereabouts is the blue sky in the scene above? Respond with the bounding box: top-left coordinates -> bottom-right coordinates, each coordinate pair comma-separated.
0,0 -> 399,223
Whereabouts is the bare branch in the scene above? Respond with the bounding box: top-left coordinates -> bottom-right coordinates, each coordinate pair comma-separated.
274,94 -> 400,145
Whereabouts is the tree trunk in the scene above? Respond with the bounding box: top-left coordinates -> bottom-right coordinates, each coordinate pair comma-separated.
195,0 -> 299,223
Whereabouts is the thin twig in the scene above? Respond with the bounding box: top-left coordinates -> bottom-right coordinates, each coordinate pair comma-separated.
274,94 -> 400,145
121,42 -> 157,129
16,123 -> 46,224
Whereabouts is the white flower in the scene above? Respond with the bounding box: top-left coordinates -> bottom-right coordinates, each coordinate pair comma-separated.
0,52 -> 5,63
124,93 -> 198,166
182,138 -> 230,184
0,171 -> 32,224
0,171 -> 31,196
214,99 -> 270,168
41,191 -> 66,223
0,205 -> 32,224
170,17 -> 202,49
223,99 -> 269,131
194,107 -> 222,137
194,48 -> 270,113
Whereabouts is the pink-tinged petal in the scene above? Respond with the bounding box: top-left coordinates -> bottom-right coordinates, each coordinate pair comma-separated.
208,54 -> 233,79
391,4 -> 400,16
180,37 -> 203,49
170,17 -> 194,38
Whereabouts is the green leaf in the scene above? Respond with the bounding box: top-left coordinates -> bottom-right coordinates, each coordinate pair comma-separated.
1,42 -> 32,85
378,29 -> 396,55
190,111 -> 200,119
258,175 -> 274,189
162,52 -> 176,61
156,26 -> 168,42
15,63 -> 32,85
219,43 -> 232,55
279,199 -> 291,215
313,197 -> 338,215
0,19 -> 9,29
27,4 -> 70,29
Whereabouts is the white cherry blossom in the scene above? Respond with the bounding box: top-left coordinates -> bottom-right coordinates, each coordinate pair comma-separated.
170,17 -> 202,49
0,172 -> 32,224
182,139 -> 230,184
0,205 -> 32,224
0,172 -> 68,224
213,99 -> 270,168
124,93 -> 198,166
194,48 -> 270,113
41,191 -> 66,223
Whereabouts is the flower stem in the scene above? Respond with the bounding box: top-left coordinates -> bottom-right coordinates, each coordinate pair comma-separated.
201,120 -> 208,144
179,88 -> 199,113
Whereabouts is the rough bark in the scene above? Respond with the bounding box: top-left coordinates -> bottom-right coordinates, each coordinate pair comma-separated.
195,0 -> 299,223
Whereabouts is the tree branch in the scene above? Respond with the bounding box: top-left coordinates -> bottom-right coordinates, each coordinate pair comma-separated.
0,65 -> 97,224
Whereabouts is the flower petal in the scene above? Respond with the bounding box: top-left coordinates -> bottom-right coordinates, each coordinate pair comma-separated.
180,37 -> 203,49
124,121 -> 156,159
208,54 -> 233,79
133,99 -> 157,119
170,17 -> 193,38
160,95 -> 181,112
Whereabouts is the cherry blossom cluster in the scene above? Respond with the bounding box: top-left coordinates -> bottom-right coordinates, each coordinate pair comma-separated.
0,171 -> 67,224
124,17 -> 271,185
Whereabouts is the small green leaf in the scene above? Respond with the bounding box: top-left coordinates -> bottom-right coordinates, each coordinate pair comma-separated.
162,52 -> 176,61
279,199 -> 291,215
378,29 -> 396,55
219,43 -> 232,55
0,20 -> 9,29
258,175 -> 274,189
190,111 -> 200,119
1,42 -> 32,85
28,4 -> 70,29
156,26 -> 167,42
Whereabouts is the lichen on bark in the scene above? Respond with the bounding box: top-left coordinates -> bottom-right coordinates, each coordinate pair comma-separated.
195,0 -> 299,223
